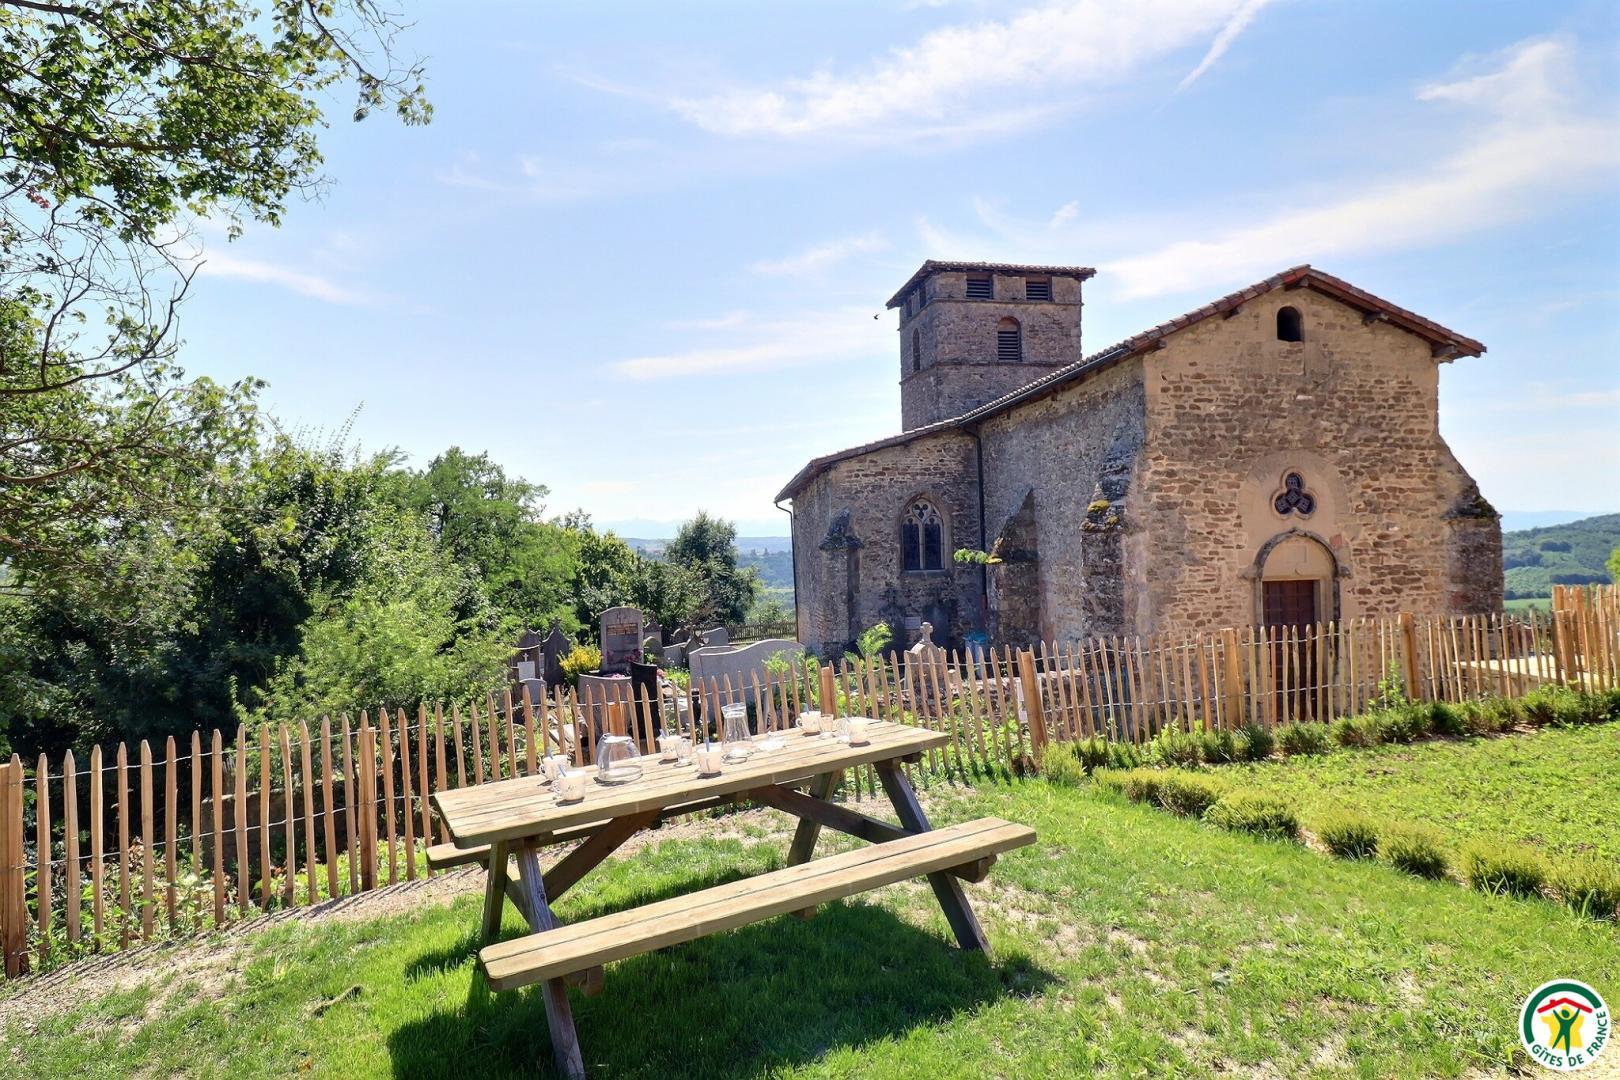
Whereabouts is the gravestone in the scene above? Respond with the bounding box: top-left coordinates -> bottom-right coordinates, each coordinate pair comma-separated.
512,628 -> 543,683
698,626 -> 730,648
688,638 -> 804,706
540,620 -> 574,688
599,606 -> 644,675
628,660 -> 661,743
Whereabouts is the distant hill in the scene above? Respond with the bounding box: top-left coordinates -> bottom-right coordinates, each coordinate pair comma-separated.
625,535 -> 791,556
1502,513 -> 1620,599
1498,509 -> 1608,532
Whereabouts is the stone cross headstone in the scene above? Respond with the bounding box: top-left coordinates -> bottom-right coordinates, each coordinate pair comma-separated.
599,606 -> 645,675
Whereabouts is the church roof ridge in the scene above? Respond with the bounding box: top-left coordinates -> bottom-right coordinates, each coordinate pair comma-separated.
885,260 -> 1098,308
780,264 -> 1485,503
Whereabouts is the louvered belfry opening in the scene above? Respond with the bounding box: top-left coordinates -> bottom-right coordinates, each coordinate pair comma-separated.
996,317 -> 1022,363
1025,277 -> 1051,301
965,274 -> 992,299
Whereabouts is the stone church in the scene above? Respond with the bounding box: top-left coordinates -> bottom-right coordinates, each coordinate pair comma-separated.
777,261 -> 1502,656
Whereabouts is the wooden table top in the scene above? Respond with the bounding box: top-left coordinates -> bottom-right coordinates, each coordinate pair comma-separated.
431,719 -> 947,849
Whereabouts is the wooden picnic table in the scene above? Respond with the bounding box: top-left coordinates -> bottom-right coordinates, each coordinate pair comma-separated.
430,718 -> 1035,1078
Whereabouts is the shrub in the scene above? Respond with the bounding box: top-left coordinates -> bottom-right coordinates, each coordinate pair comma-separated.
1119,769 -> 1166,805
1381,823 -> 1449,879
559,644 -> 602,687
1316,810 -> 1379,860
1519,686 -> 1589,728
1204,792 -> 1300,841
1156,771 -> 1228,817
1093,768 -> 1163,806
1461,841 -> 1548,899
1149,727 -> 1202,767
1069,735 -> 1112,774
1039,743 -> 1089,788
1276,721 -> 1332,757
1105,740 -> 1145,770
1239,722 -> 1275,761
1330,714 -> 1379,748
1370,702 -> 1431,744
1458,698 -> 1514,736
1427,700 -> 1466,738
1196,727 -> 1239,764
1552,857 -> 1620,921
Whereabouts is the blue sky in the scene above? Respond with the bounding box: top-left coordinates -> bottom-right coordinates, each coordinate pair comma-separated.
176,0 -> 1620,536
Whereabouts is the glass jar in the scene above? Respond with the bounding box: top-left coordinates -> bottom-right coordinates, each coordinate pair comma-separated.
721,702 -> 752,762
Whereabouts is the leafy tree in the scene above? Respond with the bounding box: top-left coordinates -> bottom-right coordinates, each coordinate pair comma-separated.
240,504 -> 510,725
389,447 -> 579,630
1608,545 -> 1620,585
0,0 -> 427,595
665,511 -> 760,627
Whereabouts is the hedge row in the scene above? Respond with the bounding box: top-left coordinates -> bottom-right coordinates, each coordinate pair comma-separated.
1038,687 -> 1620,779
1085,768 -> 1619,921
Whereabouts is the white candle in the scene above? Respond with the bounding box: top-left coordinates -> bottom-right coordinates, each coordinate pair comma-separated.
799,710 -> 822,735
695,746 -> 724,776
846,717 -> 870,746
657,734 -> 680,762
556,771 -> 587,803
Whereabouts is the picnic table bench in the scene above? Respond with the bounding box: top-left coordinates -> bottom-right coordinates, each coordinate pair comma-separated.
430,719 -> 1035,1079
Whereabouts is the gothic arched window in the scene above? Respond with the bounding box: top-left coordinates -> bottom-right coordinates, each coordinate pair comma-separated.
1277,305 -> 1303,342
996,317 -> 1022,362
901,499 -> 944,572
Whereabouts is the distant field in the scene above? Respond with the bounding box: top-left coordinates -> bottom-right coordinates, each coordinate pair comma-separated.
1504,596 -> 1549,613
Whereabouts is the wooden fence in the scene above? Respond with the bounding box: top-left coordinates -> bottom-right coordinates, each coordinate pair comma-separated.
2,585 -> 1615,978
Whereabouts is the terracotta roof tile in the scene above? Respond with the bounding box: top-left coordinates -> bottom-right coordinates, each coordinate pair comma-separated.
886,260 -> 1097,308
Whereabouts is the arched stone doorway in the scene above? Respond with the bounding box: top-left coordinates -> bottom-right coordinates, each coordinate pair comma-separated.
1253,531 -> 1338,629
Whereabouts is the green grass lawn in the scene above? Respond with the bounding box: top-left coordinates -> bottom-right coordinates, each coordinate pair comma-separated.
1218,721 -> 1620,859
5,776 -> 1619,1078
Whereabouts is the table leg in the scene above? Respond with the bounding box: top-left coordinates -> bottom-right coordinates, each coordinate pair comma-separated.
480,840 -> 509,942
787,770 -> 839,865
514,840 -> 585,1080
785,770 -> 839,919
875,761 -> 991,954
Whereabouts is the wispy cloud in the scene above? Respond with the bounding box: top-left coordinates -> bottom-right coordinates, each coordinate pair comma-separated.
1177,0 -> 1272,91
750,234 -> 890,276
1109,37 -> 1618,297
611,307 -> 888,380
1448,384 -> 1620,417
668,0 -> 1271,139
197,251 -> 372,305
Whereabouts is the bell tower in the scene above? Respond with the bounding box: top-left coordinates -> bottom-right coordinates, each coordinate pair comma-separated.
888,260 -> 1094,431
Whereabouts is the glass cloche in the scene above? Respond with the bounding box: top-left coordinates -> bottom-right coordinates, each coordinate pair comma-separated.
594,732 -> 643,784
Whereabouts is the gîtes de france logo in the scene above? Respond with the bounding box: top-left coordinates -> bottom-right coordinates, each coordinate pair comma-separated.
1520,979 -> 1609,1072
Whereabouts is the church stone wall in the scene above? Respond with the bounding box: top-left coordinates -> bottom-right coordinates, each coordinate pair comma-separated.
1132,287 -> 1501,635
976,360 -> 1146,641
789,430 -> 984,658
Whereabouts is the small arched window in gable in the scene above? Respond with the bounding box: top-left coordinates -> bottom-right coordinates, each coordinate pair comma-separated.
1277,305 -> 1303,342
901,499 -> 944,572
911,328 -> 921,373
996,317 -> 1022,363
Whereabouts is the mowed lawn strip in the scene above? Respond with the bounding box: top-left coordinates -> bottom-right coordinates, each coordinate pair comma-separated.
3,781 -> 1616,1078
1217,721 -> 1620,859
